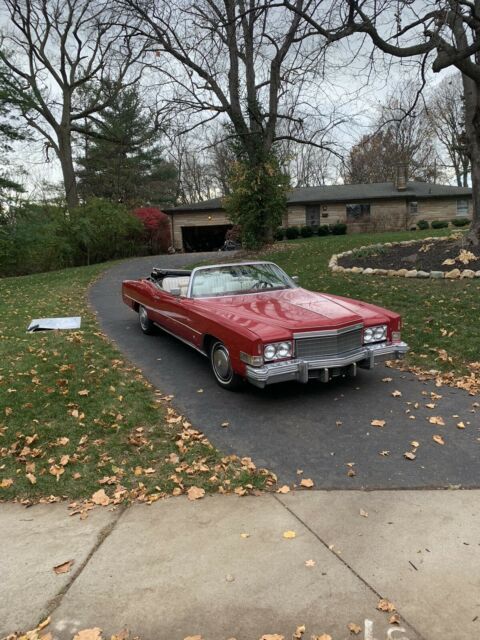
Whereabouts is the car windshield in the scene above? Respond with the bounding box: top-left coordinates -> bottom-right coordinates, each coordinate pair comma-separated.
190,263 -> 295,298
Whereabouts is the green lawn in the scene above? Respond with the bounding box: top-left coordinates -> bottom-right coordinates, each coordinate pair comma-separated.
258,229 -> 480,377
0,264 -> 271,502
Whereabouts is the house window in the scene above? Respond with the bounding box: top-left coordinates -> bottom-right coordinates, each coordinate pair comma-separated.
346,203 -> 371,221
409,201 -> 418,215
305,205 -> 320,227
457,199 -> 469,216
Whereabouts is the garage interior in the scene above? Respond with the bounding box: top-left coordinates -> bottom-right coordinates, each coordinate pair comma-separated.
181,224 -> 232,252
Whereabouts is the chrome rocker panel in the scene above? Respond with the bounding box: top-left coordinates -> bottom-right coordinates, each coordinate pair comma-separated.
246,341 -> 409,388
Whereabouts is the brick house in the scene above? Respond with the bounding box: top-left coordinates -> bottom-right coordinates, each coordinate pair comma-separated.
165,181 -> 472,252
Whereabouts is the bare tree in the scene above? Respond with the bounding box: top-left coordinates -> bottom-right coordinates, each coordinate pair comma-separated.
121,0 -> 334,158
427,73 -> 470,187
0,0 -> 146,208
286,0 -> 480,242
344,85 -> 441,184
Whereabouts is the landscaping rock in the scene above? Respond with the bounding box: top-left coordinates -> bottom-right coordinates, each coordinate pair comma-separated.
460,269 -> 475,279
363,268 -> 374,275
405,270 -> 418,278
445,269 -> 461,279
396,269 -> 408,277
475,271 -> 480,278
417,271 -> 430,278
430,271 -> 444,279
350,267 -> 364,274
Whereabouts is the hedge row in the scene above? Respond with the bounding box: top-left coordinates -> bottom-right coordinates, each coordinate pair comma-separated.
417,218 -> 471,230
275,223 -> 347,241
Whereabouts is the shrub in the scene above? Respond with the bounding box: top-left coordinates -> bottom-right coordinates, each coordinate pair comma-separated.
300,225 -> 314,238
330,222 -> 347,235
132,206 -> 172,253
274,227 -> 285,241
416,219 -> 429,230
317,224 -> 330,236
451,217 -> 471,227
431,219 -> 449,229
285,226 -> 300,240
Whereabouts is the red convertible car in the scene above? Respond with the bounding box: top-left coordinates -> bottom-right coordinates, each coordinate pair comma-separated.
122,261 -> 408,390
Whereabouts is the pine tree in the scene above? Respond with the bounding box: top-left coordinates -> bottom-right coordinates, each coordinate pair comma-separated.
77,87 -> 177,206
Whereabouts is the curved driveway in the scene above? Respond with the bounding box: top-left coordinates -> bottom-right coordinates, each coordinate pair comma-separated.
90,253 -> 480,488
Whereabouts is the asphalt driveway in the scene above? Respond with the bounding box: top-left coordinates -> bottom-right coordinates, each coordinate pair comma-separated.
89,253 -> 480,488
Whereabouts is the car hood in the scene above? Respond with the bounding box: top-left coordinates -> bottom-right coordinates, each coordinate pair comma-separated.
193,288 -> 391,340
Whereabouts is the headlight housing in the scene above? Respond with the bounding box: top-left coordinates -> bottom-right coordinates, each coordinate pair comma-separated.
263,341 -> 293,361
363,324 -> 387,344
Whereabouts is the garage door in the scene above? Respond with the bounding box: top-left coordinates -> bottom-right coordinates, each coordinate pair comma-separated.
181,225 -> 232,252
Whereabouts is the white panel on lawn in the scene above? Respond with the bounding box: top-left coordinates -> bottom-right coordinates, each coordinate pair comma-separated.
27,317 -> 82,332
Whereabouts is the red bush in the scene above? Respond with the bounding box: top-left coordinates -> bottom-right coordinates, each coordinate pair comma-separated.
132,207 -> 172,253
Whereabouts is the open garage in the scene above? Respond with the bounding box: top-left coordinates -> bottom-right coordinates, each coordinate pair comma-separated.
181,224 -> 231,252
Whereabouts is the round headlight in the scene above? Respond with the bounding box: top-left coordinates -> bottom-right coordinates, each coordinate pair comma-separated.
264,344 -> 277,360
276,342 -> 291,358
374,326 -> 386,341
364,328 -> 374,342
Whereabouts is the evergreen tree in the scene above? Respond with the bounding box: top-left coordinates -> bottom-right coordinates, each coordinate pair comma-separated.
77,87 -> 177,206
0,67 -> 27,201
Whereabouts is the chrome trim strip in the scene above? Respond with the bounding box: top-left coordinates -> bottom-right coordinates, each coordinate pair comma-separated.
293,323 -> 364,339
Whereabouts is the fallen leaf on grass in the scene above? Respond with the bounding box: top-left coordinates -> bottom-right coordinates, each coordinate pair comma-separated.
276,485 -> 290,494
53,559 -> 74,574
187,486 -> 205,501
49,464 -> 64,481
73,629 -> 103,640
26,473 -> 36,485
433,434 -> 445,445
78,389 -> 89,396
300,478 -> 314,488
91,489 -> 111,506
283,530 -> 296,539
0,478 -> 13,488
371,419 -> 386,428
429,416 -> 445,426
348,622 -> 362,635
377,598 -> 396,613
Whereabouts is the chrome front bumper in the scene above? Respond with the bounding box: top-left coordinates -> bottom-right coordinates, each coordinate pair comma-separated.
246,341 -> 409,388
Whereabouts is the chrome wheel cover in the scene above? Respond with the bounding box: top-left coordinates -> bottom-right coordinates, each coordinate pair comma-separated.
212,344 -> 233,382
139,306 -> 149,330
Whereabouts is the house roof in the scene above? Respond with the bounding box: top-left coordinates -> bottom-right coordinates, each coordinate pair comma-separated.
166,181 -> 472,213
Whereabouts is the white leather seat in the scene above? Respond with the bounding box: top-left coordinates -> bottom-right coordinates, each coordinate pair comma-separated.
162,276 -> 190,296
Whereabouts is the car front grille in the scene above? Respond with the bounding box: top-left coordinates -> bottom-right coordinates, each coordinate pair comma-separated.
295,325 -> 363,360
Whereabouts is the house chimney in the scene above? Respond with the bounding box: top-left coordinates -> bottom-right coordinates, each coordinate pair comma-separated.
395,163 -> 408,191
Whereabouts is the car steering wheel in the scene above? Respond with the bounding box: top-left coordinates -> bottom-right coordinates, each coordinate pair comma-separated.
252,280 -> 272,290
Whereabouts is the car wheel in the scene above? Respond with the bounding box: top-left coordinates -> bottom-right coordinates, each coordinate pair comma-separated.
138,305 -> 156,335
210,341 -> 242,390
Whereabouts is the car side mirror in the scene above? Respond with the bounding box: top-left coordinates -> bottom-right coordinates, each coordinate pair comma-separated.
170,287 -> 182,297
291,276 -> 299,284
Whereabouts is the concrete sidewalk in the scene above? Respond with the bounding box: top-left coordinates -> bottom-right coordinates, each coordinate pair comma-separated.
2,491 -> 480,640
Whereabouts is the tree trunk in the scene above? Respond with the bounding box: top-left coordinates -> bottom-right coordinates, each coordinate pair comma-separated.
460,75 -> 480,245
58,128 -> 79,210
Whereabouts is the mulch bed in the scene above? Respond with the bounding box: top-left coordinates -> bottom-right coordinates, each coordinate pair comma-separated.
338,238 -> 480,272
